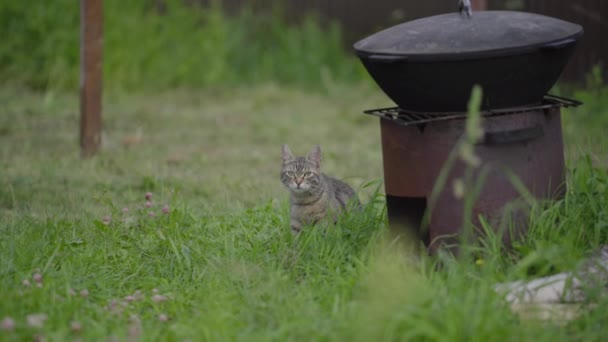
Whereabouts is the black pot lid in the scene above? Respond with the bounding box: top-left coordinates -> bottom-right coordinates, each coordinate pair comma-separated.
354,11 -> 583,61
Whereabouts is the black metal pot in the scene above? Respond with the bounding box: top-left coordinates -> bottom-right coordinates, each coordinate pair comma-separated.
354,11 -> 583,112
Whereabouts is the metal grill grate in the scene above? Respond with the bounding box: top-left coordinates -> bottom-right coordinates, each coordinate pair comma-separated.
363,95 -> 582,127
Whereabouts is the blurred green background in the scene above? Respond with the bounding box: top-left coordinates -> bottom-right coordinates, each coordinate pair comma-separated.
0,0 -> 365,91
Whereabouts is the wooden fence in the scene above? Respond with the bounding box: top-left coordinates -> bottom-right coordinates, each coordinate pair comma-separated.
522,0 -> 607,83
197,0 -> 607,83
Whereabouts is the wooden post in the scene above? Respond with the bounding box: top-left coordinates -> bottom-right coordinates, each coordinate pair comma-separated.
471,0 -> 487,11
80,0 -> 103,158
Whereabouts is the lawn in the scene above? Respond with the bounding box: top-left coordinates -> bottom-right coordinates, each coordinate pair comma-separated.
1,82 -> 608,341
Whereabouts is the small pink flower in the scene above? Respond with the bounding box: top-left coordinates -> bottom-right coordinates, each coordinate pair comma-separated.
152,294 -> 167,303
1,317 -> 15,332
32,273 -> 43,283
128,323 -> 141,339
145,201 -> 152,208
22,279 -> 31,287
145,192 -> 153,201
122,207 -> 129,214
106,299 -> 123,315
107,299 -> 117,310
148,211 -> 156,218
162,205 -> 170,214
26,313 -> 48,328
68,288 -> 76,296
80,289 -> 89,298
102,216 -> 111,225
113,308 -> 123,316
124,295 -> 135,302
71,321 -> 82,333
158,314 -> 169,322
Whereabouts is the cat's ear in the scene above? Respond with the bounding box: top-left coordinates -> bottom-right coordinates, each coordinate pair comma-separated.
282,144 -> 295,164
307,145 -> 322,167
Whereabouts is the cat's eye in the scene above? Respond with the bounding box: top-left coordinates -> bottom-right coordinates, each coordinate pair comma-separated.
304,172 -> 314,178
285,171 -> 295,177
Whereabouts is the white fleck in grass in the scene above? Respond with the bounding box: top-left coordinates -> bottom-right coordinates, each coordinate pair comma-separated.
32,273 -> 43,283
70,321 -> 82,333
102,215 -> 111,225
26,314 -> 47,328
151,294 -> 167,303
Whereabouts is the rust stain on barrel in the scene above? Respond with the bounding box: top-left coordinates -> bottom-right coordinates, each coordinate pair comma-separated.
380,107 -> 566,253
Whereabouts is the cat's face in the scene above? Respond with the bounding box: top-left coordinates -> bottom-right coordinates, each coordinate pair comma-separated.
281,144 -> 322,194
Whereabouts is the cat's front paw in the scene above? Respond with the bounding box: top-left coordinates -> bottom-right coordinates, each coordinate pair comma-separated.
291,224 -> 302,234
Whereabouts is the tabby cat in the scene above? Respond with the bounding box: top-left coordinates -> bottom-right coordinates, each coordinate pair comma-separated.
280,144 -> 358,233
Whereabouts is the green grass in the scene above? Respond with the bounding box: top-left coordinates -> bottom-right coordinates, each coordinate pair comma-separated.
0,83 -> 386,217
2,1 -> 607,339
0,0 -> 366,91
1,83 -> 608,341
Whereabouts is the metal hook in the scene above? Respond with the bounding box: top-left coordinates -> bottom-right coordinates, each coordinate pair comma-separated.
459,0 -> 472,18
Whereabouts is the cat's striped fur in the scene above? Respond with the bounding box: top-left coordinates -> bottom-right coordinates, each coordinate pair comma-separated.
280,144 -> 358,233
